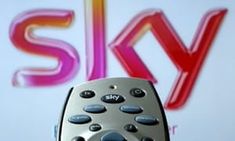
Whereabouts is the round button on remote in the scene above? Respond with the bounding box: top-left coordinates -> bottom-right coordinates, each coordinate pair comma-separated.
141,137 -> 154,141
130,88 -> 146,97
68,115 -> 91,124
124,124 -> 138,132
101,132 -> 126,141
101,94 -> 125,103
89,123 -> 102,132
83,104 -> 106,113
80,90 -> 95,98
120,105 -> 143,114
71,136 -> 85,141
135,115 -> 158,125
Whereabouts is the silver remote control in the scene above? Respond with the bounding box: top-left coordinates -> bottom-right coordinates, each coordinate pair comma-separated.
56,77 -> 170,141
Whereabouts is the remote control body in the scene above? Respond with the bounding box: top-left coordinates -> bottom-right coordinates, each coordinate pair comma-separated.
57,77 -> 170,141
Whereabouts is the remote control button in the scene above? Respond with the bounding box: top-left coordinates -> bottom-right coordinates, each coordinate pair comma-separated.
120,105 -> 143,114
135,115 -> 159,125
101,132 -> 126,141
89,123 -> 102,132
124,124 -> 138,132
141,137 -> 154,141
72,136 -> 85,141
80,90 -> 95,98
68,115 -> 91,124
101,94 -> 125,104
130,88 -> 146,97
83,104 -> 106,113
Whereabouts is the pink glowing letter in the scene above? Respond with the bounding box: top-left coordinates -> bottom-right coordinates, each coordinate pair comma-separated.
10,9 -> 79,87
110,9 -> 227,109
85,0 -> 106,80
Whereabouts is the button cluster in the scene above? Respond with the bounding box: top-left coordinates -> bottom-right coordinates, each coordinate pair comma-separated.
68,89 -> 156,141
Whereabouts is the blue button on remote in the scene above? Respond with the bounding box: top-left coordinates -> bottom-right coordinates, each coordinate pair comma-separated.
83,104 -> 106,113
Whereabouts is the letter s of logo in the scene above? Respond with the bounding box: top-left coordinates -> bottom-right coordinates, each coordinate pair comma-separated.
10,9 -> 79,87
